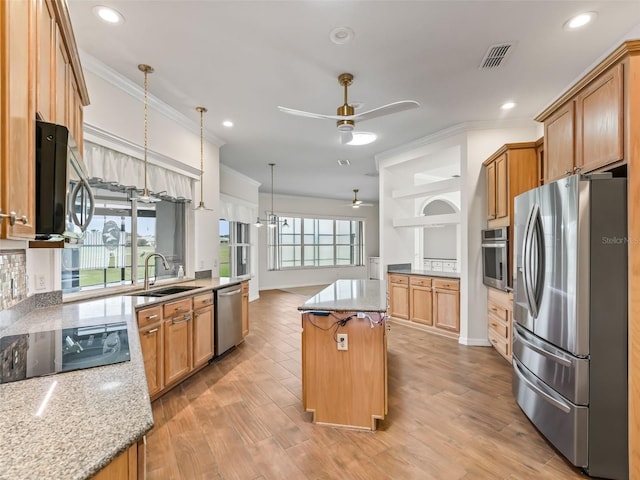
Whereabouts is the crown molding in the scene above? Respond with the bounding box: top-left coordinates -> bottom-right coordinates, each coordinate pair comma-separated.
80,50 -> 225,148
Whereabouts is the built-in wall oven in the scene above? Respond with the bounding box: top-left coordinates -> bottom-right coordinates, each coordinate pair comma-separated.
481,227 -> 508,291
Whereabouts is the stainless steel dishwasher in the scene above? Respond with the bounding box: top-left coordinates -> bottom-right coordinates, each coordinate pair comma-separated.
214,284 -> 243,356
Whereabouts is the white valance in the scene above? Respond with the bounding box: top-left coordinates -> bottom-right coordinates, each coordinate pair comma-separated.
219,194 -> 257,224
83,141 -> 194,202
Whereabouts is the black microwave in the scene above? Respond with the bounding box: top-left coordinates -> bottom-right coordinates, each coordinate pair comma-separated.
35,120 -> 95,242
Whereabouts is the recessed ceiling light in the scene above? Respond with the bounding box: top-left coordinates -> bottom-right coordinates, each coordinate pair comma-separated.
93,5 -> 125,25
346,132 -> 377,146
222,120 -> 233,128
329,26 -> 355,45
501,101 -> 516,110
564,12 -> 597,30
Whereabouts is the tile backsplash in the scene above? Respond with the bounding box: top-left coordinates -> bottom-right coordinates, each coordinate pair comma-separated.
0,250 -> 27,311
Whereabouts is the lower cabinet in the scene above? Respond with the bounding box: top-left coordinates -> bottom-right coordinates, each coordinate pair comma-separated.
137,290 -> 217,400
388,273 -> 460,337
241,280 -> 249,338
487,287 -> 513,363
91,437 -> 146,480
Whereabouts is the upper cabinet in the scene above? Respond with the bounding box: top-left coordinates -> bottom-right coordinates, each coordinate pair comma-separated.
483,142 -> 538,229
0,0 -> 88,240
537,55 -> 626,184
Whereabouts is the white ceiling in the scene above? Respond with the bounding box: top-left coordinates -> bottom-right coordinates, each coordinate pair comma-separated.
67,1 -> 640,204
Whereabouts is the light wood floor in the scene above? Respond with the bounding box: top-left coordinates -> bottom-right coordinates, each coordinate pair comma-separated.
146,289 -> 585,480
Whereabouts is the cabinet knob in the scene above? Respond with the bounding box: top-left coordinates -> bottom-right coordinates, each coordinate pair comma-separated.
564,170 -> 572,176
0,211 -> 27,226
573,166 -> 582,173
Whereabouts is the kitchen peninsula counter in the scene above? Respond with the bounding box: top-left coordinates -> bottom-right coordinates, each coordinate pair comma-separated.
0,296 -> 152,480
298,279 -> 388,430
387,267 -> 460,279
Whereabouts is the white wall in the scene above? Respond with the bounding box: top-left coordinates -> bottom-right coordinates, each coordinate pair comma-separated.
257,193 -> 379,290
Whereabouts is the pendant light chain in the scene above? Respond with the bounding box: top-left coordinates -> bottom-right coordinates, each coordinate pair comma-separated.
196,106 -> 208,209
138,64 -> 154,199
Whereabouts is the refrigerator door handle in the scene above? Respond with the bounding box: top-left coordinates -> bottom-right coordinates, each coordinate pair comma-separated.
513,359 -> 571,414
530,206 -> 545,316
522,205 -> 539,318
514,324 -> 572,368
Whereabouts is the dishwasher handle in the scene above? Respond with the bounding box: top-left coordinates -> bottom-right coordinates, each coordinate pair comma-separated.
218,288 -> 241,296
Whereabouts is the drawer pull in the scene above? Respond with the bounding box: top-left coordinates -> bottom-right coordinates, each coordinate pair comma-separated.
490,339 -> 497,345
146,314 -> 159,320
145,328 -> 158,335
491,322 -> 498,328
172,315 -> 191,325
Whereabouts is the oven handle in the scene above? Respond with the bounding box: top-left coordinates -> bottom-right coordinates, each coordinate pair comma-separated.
481,243 -> 507,248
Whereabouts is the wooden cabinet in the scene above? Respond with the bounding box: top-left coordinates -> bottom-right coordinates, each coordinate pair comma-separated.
539,64 -> 624,183
241,280 -> 249,337
91,437 -> 145,480
409,276 -> 432,326
486,161 -> 496,220
487,288 -> 512,363
163,297 -> 192,386
137,305 -> 163,397
388,273 -> 460,337
193,292 -> 214,368
0,0 -> 37,239
388,274 -> 409,319
432,278 -> 460,333
535,136 -> 544,186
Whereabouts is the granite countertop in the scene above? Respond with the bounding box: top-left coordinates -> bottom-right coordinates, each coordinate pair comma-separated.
387,268 -> 461,279
298,279 -> 387,312
0,296 -> 153,480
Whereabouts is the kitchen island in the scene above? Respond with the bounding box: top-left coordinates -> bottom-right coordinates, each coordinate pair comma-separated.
298,279 -> 387,431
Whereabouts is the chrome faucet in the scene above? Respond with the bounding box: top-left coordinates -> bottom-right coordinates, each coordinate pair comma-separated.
144,253 -> 170,290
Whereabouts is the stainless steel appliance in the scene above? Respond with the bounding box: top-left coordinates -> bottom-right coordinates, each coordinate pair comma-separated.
0,322 -> 130,384
481,226 -> 508,290
215,284 -> 243,356
35,120 -> 95,244
512,174 -> 628,479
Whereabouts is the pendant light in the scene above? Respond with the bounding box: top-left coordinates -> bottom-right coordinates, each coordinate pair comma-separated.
137,63 -> 160,203
194,106 -> 211,210
254,163 -> 288,228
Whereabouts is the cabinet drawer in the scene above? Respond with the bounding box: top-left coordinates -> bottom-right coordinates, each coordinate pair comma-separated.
137,306 -> 162,329
488,301 -> 508,323
433,278 -> 459,291
488,328 -> 509,357
488,316 -> 508,339
410,276 -> 432,287
193,292 -> 213,309
164,298 -> 192,318
389,274 -> 409,285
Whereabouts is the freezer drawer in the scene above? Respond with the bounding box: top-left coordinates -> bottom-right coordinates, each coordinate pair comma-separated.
513,357 -> 588,468
513,324 -> 589,405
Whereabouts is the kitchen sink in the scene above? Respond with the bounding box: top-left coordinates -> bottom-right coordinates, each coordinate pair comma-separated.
130,285 -> 200,297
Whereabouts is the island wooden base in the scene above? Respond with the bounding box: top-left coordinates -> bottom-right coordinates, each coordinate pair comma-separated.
301,311 -> 387,431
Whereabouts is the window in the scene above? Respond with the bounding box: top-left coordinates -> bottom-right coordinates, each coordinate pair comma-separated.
268,216 -> 364,270
61,184 -> 186,294
219,220 -> 250,277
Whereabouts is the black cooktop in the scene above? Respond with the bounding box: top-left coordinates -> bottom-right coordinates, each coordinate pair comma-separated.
0,322 -> 130,384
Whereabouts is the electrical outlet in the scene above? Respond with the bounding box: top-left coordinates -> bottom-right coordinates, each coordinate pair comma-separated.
36,275 -> 46,291
337,333 -> 348,351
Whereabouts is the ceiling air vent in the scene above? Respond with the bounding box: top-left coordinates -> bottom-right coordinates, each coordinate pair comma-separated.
480,43 -> 514,69
337,159 -> 351,166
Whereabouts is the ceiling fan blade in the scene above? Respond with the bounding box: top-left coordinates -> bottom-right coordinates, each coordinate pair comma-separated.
277,106 -> 343,121
352,100 -> 420,122
340,131 -> 353,144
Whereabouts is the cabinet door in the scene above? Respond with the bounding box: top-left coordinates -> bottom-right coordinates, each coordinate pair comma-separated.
495,153 -> 508,219
410,285 -> 432,325
36,0 -> 55,122
544,102 -> 575,183
1,0 -> 36,239
193,306 -> 214,368
576,63 -> 623,173
164,315 -> 192,386
54,27 -> 68,126
138,321 -> 163,397
433,288 -> 460,333
486,161 -> 496,220
388,275 -> 409,319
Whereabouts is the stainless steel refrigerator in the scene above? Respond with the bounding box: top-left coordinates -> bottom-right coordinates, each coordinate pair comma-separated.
512,174 -> 628,479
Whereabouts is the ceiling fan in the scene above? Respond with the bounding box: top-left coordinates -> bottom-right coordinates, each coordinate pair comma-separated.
344,189 -> 374,208
277,73 -> 420,144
